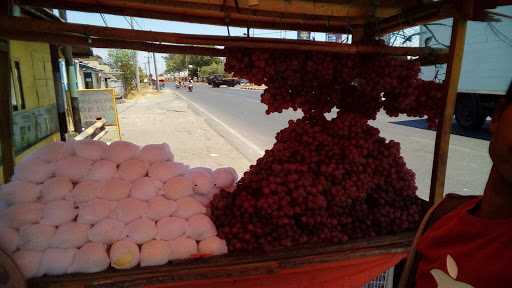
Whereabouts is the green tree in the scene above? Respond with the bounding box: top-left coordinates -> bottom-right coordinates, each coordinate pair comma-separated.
198,62 -> 224,78
138,66 -> 147,83
107,49 -> 137,94
164,54 -> 221,78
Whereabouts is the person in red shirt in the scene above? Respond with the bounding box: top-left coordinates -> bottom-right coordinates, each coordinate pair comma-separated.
400,87 -> 512,287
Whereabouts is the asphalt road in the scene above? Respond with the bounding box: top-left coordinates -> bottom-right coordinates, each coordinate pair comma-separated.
169,83 -> 301,150
168,83 -> 492,200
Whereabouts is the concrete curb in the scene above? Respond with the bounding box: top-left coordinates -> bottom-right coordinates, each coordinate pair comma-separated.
239,85 -> 266,90
172,91 -> 263,163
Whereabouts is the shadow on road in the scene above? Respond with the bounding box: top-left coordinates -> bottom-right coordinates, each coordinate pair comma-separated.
391,119 -> 491,141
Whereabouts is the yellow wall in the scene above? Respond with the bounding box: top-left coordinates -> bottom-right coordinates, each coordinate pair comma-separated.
9,40 -> 56,109
1,41 -> 60,184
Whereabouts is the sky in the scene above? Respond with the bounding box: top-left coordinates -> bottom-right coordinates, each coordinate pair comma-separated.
66,11 -> 329,75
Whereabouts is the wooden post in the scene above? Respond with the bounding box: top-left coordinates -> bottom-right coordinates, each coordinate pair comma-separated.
0,40 -> 15,182
0,0 -> 15,182
59,9 -> 83,133
429,15 -> 468,204
50,45 -> 68,141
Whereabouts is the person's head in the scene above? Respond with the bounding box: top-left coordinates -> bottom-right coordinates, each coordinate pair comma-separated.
489,83 -> 512,183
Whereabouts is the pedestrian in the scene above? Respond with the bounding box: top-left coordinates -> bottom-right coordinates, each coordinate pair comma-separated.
400,83 -> 512,287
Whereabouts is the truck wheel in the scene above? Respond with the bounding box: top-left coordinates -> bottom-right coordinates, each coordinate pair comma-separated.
455,93 -> 486,130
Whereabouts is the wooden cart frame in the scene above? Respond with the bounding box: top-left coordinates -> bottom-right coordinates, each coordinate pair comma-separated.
0,0 -> 509,286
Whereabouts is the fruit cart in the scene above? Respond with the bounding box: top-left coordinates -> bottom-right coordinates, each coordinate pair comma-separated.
0,0 -> 508,287
10,233 -> 410,288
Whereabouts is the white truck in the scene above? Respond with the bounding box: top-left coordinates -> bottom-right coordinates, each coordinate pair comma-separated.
420,5 -> 512,130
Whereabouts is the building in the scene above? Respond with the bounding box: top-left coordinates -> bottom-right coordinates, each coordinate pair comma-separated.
75,56 -> 125,98
326,33 -> 351,43
0,7 -> 92,182
297,31 -> 311,40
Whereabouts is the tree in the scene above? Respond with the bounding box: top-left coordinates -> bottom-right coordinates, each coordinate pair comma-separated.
198,62 -> 224,78
107,49 -> 137,94
138,66 -> 147,83
164,54 -> 221,78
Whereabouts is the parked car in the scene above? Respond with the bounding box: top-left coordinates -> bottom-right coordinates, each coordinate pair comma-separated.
207,75 -> 240,88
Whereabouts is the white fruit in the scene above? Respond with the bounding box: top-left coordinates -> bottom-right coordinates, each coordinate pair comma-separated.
168,237 -> 197,260
68,242 -> 110,273
110,240 -> 140,269
19,224 -> 56,251
140,240 -> 171,267
163,176 -> 194,200
126,218 -> 157,244
88,218 -> 126,244
156,217 -> 188,241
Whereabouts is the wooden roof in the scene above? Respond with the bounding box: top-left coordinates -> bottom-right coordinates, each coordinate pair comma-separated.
3,0 -> 510,59
14,0 -> 511,34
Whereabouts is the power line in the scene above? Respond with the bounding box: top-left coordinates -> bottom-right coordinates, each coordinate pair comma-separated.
487,11 -> 512,21
133,17 -> 144,30
422,24 -> 449,48
123,16 -> 133,28
99,13 -> 109,27
487,22 -> 512,48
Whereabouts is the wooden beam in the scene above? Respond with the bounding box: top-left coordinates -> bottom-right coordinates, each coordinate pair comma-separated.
429,15 -> 468,204
16,0 -> 467,34
74,118 -> 106,141
0,16 -> 449,58
0,30 -> 226,57
375,2 -> 454,36
16,0 -> 401,19
0,16 -> 351,47
154,0 -> 401,18
15,0 -> 362,33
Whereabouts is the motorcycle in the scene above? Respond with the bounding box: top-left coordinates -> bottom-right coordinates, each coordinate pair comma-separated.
187,83 -> 193,92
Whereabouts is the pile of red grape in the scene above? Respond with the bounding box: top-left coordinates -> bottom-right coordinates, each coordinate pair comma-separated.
211,112 -> 427,252
211,49 -> 436,252
225,48 -> 444,127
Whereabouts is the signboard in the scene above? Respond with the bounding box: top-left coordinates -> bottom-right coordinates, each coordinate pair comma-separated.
12,104 -> 59,154
77,88 -> 119,127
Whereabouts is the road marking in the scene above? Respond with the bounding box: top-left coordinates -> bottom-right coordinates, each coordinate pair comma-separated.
175,92 -> 265,157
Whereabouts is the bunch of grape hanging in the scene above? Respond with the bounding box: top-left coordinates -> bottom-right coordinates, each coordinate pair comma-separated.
211,48 -> 438,252
224,48 -> 444,126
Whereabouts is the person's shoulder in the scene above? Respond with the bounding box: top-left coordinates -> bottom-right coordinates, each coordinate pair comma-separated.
425,193 -> 480,230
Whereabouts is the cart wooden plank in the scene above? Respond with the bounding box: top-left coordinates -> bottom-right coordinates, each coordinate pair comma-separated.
28,232 -> 413,288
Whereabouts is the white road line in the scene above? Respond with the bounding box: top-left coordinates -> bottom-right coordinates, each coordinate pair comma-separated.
177,93 -> 265,157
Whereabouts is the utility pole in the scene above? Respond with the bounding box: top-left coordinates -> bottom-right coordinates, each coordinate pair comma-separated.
185,55 -> 189,78
146,54 -> 151,77
146,54 -> 152,87
59,10 -> 82,132
129,17 -> 140,91
153,52 -> 160,91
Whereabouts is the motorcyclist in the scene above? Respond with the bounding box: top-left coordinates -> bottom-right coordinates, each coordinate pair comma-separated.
187,78 -> 193,91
